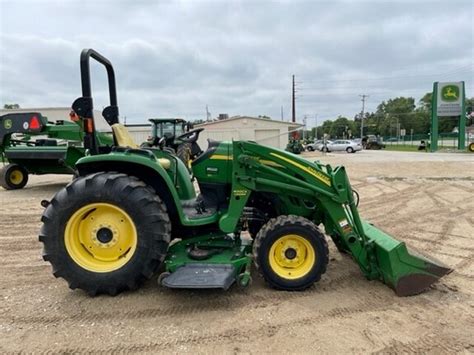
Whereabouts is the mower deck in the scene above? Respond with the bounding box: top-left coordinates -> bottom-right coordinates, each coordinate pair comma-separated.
161,234 -> 253,289
161,264 -> 237,289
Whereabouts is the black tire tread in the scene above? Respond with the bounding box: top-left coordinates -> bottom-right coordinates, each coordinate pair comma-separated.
0,163 -> 29,190
39,172 -> 171,296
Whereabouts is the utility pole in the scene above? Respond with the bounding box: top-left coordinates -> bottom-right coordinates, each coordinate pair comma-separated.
315,114 -> 318,140
292,75 -> 296,123
281,106 -> 284,121
303,115 -> 307,141
206,105 -> 211,121
359,94 -> 369,138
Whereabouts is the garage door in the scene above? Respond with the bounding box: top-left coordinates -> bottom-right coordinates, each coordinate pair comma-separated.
255,129 -> 280,148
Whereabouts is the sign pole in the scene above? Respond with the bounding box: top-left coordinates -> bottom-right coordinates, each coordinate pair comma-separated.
431,82 -> 438,152
458,81 -> 466,150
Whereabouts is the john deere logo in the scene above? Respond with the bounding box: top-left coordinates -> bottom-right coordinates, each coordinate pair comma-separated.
3,119 -> 12,129
441,85 -> 459,102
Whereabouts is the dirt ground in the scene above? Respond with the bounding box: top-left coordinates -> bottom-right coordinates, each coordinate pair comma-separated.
1,150 -> 473,354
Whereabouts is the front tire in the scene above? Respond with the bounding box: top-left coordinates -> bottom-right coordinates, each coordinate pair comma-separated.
346,147 -> 354,153
253,215 -> 329,290
307,146 -> 314,152
0,163 -> 29,190
469,143 -> 474,152
39,172 -> 171,296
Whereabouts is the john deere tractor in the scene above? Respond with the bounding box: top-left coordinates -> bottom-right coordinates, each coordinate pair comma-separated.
143,118 -> 203,169
39,49 -> 451,296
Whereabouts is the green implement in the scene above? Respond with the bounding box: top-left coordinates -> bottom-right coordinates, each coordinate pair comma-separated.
39,48 -> 451,297
0,112 -> 113,189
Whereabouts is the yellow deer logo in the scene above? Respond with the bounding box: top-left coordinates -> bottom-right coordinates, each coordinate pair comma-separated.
444,87 -> 458,99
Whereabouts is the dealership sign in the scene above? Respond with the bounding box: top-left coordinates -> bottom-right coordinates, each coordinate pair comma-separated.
436,82 -> 464,117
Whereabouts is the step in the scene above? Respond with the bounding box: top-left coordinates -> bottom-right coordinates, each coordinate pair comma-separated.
161,263 -> 236,290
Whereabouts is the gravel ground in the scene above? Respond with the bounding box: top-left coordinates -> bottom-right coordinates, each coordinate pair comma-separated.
0,150 -> 473,354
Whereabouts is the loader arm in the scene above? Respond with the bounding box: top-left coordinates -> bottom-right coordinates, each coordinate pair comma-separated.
220,141 -> 451,296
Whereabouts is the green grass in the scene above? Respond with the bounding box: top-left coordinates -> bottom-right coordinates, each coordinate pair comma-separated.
384,145 -> 421,152
384,144 -> 468,153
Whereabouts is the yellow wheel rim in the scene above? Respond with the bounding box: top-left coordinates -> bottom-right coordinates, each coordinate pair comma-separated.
64,203 -> 138,273
268,234 -> 316,280
10,170 -> 24,185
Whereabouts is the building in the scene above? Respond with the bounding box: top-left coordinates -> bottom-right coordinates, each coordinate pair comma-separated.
195,116 -> 302,149
125,124 -> 152,143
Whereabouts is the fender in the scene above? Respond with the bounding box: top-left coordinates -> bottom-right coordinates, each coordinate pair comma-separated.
75,150 -> 217,227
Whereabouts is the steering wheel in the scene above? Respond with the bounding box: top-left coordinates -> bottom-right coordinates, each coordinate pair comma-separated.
176,128 -> 204,144
158,136 -> 166,149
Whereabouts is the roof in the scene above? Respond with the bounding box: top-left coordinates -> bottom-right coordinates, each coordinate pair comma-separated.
195,116 -> 303,127
148,118 -> 186,124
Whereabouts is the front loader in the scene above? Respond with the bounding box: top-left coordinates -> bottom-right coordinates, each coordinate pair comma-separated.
39,49 -> 451,296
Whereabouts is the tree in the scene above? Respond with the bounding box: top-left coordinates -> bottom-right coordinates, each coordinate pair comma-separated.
3,104 -> 20,109
329,116 -> 355,139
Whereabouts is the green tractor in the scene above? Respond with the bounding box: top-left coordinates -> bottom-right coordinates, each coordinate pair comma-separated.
0,112 -> 113,189
285,137 -> 304,154
362,135 -> 386,150
39,49 -> 451,296
143,118 -> 204,169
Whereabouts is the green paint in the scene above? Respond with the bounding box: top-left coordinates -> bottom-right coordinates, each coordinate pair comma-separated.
164,233 -> 252,279
430,82 -> 438,152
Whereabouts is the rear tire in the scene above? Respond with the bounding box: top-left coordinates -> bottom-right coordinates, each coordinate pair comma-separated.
0,163 -> 28,190
346,147 -> 354,153
177,143 -> 192,171
253,215 -> 329,290
469,143 -> 474,152
39,172 -> 171,296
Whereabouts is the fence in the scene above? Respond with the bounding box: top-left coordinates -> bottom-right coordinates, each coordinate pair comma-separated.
382,132 -> 463,148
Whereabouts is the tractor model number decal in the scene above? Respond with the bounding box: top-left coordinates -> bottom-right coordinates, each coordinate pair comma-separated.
339,219 -> 352,233
233,190 -> 248,197
269,153 -> 331,186
3,119 -> 12,129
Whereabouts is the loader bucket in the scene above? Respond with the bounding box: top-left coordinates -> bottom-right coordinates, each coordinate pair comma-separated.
362,221 -> 452,296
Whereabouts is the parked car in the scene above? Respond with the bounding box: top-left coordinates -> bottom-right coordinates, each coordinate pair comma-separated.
321,139 -> 362,153
305,140 -> 322,151
306,140 -> 334,151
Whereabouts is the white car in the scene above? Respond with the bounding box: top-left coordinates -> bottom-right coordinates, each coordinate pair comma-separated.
321,140 -> 362,153
306,140 -> 333,151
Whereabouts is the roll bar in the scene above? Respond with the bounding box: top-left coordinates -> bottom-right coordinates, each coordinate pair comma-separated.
72,48 -> 119,154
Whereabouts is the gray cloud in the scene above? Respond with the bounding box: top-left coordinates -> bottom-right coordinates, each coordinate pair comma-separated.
0,0 -> 472,125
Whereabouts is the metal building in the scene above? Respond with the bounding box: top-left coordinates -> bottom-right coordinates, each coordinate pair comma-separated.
196,116 -> 302,149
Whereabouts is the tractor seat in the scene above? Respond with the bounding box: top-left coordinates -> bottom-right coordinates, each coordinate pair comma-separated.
111,123 -> 171,170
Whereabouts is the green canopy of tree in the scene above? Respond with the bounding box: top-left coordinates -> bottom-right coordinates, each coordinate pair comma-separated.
3,104 -> 20,109
313,92 -> 473,138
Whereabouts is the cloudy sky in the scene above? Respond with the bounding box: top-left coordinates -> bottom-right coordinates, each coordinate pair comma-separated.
0,0 -> 473,126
